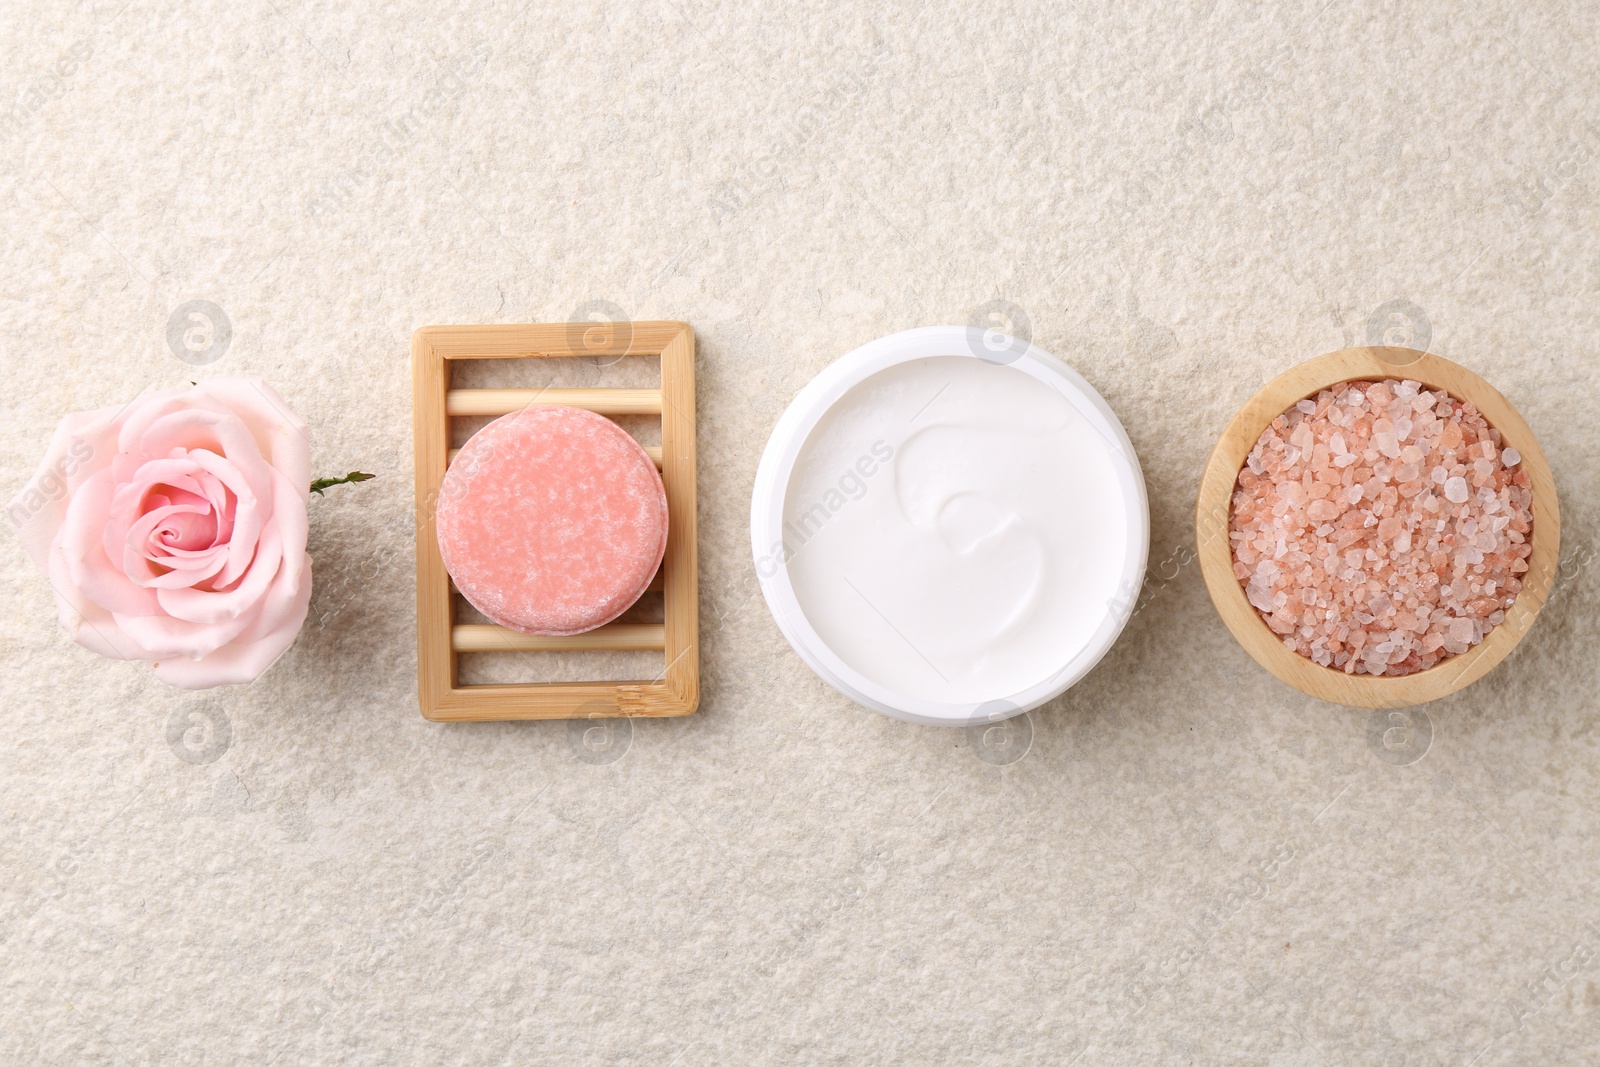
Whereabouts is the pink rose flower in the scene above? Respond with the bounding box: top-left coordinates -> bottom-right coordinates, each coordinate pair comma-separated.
9,378 -> 312,689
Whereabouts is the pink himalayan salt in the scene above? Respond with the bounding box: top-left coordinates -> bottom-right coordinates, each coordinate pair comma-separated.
1230,379 -> 1533,676
436,406 -> 668,636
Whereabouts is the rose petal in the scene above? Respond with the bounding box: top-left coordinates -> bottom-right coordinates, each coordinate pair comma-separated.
123,503 -> 229,589
157,513 -> 283,626
266,465 -> 308,583
149,502 -> 218,553
117,514 -> 285,654
108,458 -> 209,518
18,377 -> 313,689
105,458 -> 218,572
113,387 -> 199,458
186,449 -> 263,589
7,404 -> 119,574
192,378 -> 311,489
141,406 -> 274,522
60,469 -> 161,617
47,539 -> 151,661
155,463 -> 307,620
152,553 -> 312,689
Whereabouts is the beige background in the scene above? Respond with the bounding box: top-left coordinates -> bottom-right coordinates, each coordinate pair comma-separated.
4,0 -> 1599,1063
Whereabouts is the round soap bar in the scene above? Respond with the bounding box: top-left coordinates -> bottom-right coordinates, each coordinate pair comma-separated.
436,406 -> 668,636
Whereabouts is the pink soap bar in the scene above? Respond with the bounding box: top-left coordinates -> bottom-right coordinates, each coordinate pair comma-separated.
435,406 -> 668,636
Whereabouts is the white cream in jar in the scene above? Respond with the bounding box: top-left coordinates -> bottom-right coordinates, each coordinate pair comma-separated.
751,327 -> 1149,726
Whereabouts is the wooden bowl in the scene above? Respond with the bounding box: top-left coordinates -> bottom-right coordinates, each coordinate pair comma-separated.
1196,346 -> 1561,708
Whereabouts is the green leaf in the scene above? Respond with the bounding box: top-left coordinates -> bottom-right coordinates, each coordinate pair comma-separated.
310,471 -> 376,495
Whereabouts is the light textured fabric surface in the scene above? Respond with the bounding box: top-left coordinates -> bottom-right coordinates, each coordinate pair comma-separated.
3,0 -> 1599,1063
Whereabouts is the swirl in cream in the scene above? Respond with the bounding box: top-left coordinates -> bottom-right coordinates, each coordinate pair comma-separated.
783,355 -> 1129,703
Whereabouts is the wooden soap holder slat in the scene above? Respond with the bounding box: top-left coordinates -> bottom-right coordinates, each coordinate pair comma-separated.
412,322 -> 698,722
451,622 -> 666,653
445,387 -> 664,417
446,444 -> 663,467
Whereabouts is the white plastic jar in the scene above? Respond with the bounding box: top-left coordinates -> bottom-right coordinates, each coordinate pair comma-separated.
750,326 -> 1150,727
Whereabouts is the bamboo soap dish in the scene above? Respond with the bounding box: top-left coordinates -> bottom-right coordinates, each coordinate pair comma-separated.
1196,346 -> 1559,708
412,322 -> 698,721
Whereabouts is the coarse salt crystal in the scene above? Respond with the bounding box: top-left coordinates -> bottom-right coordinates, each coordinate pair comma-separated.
1229,379 -> 1532,677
